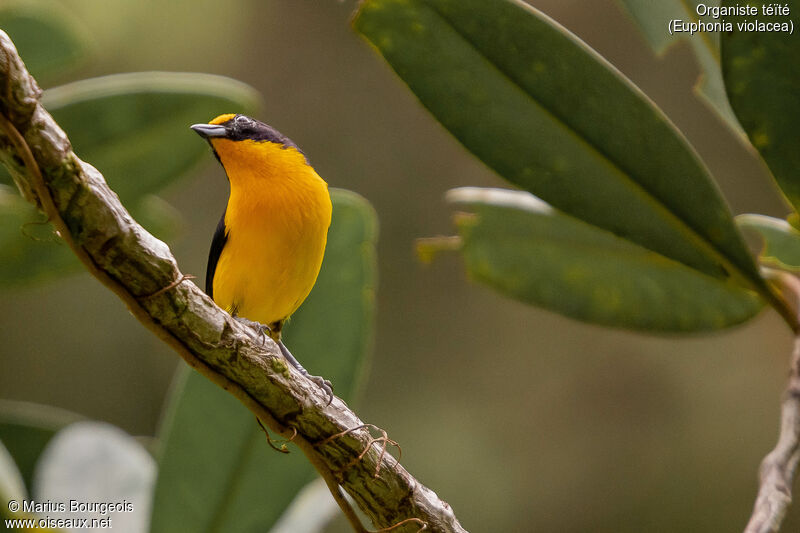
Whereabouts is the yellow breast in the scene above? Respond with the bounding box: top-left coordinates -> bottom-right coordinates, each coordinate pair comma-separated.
210,138 -> 332,326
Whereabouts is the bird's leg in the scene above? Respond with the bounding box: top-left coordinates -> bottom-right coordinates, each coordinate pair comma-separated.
278,341 -> 334,406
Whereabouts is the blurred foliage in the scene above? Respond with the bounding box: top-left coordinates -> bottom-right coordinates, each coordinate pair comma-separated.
0,401 -> 83,492
32,422 -> 155,533
0,0 -> 90,86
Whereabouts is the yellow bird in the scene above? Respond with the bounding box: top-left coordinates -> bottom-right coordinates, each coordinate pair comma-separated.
191,113 -> 334,402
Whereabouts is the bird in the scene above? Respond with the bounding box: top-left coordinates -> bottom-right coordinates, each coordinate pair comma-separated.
191,113 -> 334,403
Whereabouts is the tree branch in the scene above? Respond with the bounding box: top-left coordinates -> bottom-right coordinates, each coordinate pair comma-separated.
0,31 -> 465,533
745,274 -> 800,533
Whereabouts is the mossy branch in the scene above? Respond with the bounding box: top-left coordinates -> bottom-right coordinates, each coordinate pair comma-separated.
0,31 -> 465,533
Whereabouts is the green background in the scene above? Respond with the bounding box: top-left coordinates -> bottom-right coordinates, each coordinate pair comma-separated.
0,1 -> 797,531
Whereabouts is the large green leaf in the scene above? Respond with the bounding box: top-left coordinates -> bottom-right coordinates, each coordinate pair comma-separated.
721,0 -> 800,213
354,0 -> 769,304
615,0 -> 742,134
150,189 -> 377,532
0,0 -> 90,85
737,214 -> 800,272
0,400 -> 84,492
440,188 -> 762,331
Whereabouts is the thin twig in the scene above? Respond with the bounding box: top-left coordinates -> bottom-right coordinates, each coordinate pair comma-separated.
310,454 -> 370,533
256,417 -> 294,454
140,273 -> 196,299
371,517 -> 428,532
744,272 -> 800,533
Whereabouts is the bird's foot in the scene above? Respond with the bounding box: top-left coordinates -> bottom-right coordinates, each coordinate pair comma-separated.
307,375 -> 334,406
278,340 -> 334,406
233,316 -> 270,345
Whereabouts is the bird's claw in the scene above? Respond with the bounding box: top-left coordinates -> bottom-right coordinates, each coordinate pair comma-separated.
277,340 -> 334,405
309,375 -> 334,406
233,316 -> 270,345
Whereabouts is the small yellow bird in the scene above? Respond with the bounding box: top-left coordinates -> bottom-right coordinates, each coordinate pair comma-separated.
191,113 -> 334,402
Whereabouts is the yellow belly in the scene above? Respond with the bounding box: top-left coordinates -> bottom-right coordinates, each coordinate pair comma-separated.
212,181 -> 331,326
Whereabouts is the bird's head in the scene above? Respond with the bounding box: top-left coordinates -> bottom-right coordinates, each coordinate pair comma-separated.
191,114 -> 298,149
191,114 -> 309,181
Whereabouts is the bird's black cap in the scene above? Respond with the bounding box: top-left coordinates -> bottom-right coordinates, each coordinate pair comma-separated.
190,114 -> 299,151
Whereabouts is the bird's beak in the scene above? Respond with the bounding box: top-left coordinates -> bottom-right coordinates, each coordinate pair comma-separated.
191,123 -> 228,138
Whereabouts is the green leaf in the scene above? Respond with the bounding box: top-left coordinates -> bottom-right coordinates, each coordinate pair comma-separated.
721,1 -> 800,213
354,0 -> 768,303
0,400 -> 84,491
444,188 -> 763,332
615,0 -> 743,134
737,214 -> 800,272
42,72 -> 260,205
0,0 -> 90,85
150,189 -> 377,532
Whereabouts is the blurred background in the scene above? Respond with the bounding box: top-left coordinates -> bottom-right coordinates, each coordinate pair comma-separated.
1,0 -> 797,531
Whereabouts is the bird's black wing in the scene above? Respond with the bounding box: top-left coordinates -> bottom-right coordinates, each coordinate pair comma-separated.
205,208 -> 228,299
